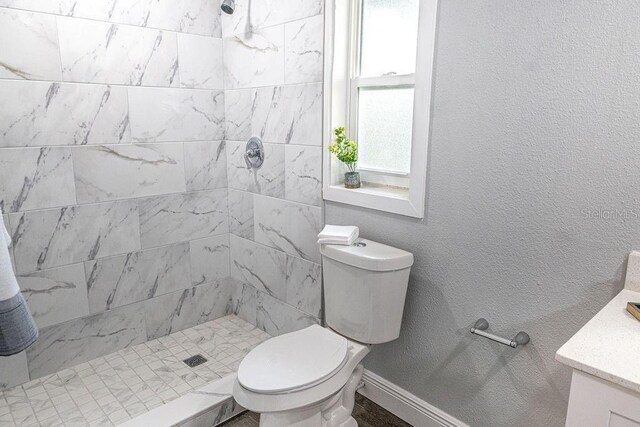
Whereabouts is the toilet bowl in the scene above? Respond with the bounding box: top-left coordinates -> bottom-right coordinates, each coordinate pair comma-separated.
233,325 -> 370,426
233,239 -> 413,426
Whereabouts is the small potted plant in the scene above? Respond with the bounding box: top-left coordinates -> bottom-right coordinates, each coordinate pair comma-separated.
329,127 -> 360,189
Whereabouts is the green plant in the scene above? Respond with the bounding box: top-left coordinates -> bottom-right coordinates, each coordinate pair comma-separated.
329,127 -> 358,172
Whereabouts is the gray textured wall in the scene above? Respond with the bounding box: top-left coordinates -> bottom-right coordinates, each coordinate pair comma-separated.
326,1 -> 640,426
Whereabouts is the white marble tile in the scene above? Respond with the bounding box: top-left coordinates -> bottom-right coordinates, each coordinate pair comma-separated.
285,145 -> 322,206
129,88 -> 224,142
223,26 -> 284,89
18,263 -> 89,329
144,282 -> 232,340
0,352 -> 29,391
226,140 -> 285,197
285,255 -> 321,318
254,195 -> 322,263
0,81 -> 130,147
9,201 -> 140,274
229,280 -> 258,326
57,17 -> 178,87
73,143 -> 186,203
138,190 -> 228,248
2,214 -> 15,272
178,34 -> 223,89
0,8 -> 61,80
184,141 -> 227,191
145,0 -> 222,37
251,83 -> 322,145
229,234 -> 287,301
224,89 -> 252,141
26,304 -> 147,379
284,15 -> 324,84
190,234 -> 230,287
221,0 -> 323,37
0,147 -> 76,213
228,189 -> 254,240
255,288 -> 318,336
85,243 -> 191,313
0,0 -> 222,37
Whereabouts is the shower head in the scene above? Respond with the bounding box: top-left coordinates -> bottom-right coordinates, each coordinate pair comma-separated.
221,0 -> 235,14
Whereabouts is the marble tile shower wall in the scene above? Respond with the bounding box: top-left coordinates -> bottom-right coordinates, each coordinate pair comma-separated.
222,1 -> 325,336
0,1 -> 232,390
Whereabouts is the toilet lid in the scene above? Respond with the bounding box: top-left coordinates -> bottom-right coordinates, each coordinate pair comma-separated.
237,325 -> 348,394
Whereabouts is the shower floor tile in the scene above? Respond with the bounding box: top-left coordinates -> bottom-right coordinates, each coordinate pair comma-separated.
0,315 -> 271,427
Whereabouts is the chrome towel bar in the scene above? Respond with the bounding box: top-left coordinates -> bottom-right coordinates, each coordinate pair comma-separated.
470,318 -> 530,348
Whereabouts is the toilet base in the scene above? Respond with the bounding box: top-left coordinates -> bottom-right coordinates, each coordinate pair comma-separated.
258,364 -> 364,427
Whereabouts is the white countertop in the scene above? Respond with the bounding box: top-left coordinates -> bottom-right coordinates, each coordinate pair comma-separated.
556,288 -> 640,394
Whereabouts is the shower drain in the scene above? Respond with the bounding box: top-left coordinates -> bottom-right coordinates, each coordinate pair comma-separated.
183,354 -> 208,367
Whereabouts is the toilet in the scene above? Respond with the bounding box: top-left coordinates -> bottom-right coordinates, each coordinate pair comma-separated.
233,238 -> 414,426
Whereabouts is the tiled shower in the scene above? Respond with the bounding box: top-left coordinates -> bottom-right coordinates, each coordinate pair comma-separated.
0,0 -> 324,407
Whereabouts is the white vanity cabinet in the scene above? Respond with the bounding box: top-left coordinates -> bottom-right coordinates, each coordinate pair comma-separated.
565,370 -> 640,427
557,252 -> 640,427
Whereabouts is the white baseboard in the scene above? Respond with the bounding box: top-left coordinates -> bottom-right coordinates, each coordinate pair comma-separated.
358,370 -> 469,427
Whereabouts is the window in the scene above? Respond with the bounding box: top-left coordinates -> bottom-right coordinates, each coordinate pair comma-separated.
352,0 -> 419,183
323,0 -> 438,218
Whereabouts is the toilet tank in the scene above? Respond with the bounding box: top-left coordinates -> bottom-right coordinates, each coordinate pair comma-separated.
321,239 -> 414,344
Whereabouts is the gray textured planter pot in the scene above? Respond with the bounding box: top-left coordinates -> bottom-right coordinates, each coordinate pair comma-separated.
344,171 -> 361,189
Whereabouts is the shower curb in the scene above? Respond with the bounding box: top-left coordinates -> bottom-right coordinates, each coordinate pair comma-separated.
118,374 -> 245,427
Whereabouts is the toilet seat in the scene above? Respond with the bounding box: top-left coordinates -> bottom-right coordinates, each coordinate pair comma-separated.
237,325 -> 348,394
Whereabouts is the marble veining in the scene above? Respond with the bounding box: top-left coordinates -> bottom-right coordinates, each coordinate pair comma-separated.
0,352 -> 28,391
190,234 -> 230,286
230,234 -> 287,301
255,287 -> 318,337
230,235 -> 321,318
228,189 -> 254,240
138,190 -> 229,248
129,88 -> 224,142
178,34 -> 224,89
0,0 -> 223,37
73,143 -> 186,203
221,0 -> 323,37
229,281 -> 259,326
0,81 -> 130,147
18,263 -> 89,329
85,243 -> 191,313
254,195 -> 322,263
226,140 -> 285,197
9,200 -> 140,274
285,145 -> 322,206
224,89 -> 252,141
144,281 -> 233,340
26,304 -> 147,379
57,17 -> 179,87
184,141 -> 227,192
0,8 -> 61,80
251,83 -> 323,145
284,15 -> 324,84
0,146 -> 76,213
285,255 -> 322,318
223,26 -> 285,89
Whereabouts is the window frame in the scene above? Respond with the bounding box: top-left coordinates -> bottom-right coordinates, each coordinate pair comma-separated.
323,0 -> 438,218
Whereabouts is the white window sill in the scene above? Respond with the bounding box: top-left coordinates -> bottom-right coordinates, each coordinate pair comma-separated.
324,183 -> 422,218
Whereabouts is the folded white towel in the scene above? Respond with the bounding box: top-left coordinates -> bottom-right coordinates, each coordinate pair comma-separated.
0,209 -> 19,301
317,225 -> 359,246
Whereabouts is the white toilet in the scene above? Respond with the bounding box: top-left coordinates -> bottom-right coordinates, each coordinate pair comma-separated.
233,238 -> 414,426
